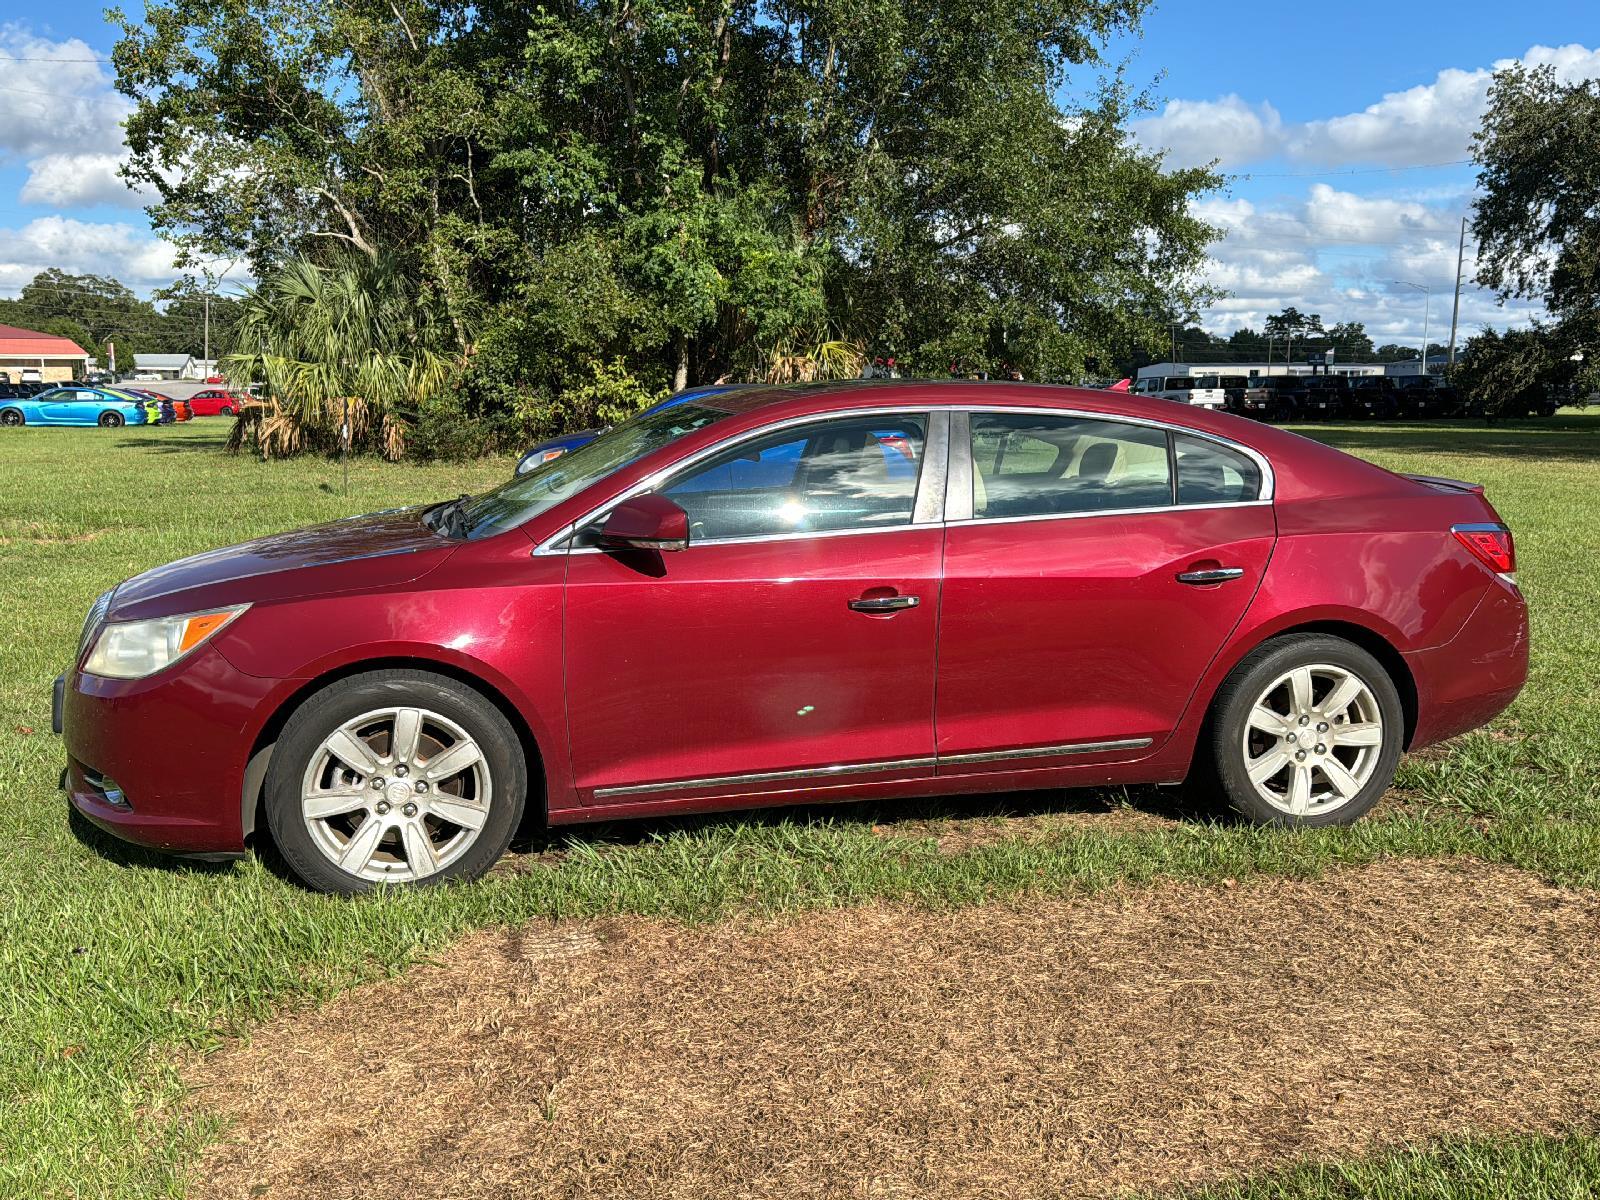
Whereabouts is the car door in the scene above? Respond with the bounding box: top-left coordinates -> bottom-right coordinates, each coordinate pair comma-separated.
933,409 -> 1276,774
38,391 -> 86,424
562,410 -> 946,805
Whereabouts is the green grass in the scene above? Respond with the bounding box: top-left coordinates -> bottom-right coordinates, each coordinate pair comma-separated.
1,415 -> 1598,1197
1172,1131 -> 1600,1200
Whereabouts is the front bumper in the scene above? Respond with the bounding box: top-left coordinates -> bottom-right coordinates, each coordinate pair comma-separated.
57,645 -> 283,854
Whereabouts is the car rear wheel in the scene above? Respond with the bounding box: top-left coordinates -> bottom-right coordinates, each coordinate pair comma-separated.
1205,634 -> 1403,826
264,669 -> 527,894
0,408 -> 23,426
98,411 -> 124,427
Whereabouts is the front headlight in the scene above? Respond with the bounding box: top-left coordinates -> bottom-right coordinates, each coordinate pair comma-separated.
83,605 -> 249,680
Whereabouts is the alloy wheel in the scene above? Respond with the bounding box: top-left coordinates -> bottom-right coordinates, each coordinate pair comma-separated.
1239,663 -> 1385,816
300,706 -> 493,883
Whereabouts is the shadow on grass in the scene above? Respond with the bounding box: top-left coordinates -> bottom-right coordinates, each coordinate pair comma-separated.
506,779 -> 1220,860
205,780 -> 1223,889
114,433 -> 231,454
1296,415 -> 1600,462
66,804 -> 238,875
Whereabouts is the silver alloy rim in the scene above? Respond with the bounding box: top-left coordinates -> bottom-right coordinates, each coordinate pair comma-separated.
1240,663 -> 1385,817
300,706 -> 492,883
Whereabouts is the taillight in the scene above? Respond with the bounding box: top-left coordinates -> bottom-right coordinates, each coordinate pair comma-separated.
1452,523 -> 1516,581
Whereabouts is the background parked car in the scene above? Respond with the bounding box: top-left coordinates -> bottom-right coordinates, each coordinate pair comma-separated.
0,386 -> 148,427
187,388 -> 249,416
1130,374 -> 1227,409
515,384 -> 746,475
118,388 -> 193,422
1239,376 -> 1303,422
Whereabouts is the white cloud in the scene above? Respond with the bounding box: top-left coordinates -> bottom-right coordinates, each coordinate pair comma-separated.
0,31 -> 130,161
0,29 -> 148,211
1139,42 -> 1600,172
1131,96 -> 1284,168
1187,188 -> 1541,345
0,216 -> 182,291
20,152 -> 150,209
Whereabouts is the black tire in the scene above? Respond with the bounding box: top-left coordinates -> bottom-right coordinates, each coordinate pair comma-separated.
98,411 -> 124,428
0,408 -> 23,427
264,669 -> 528,894
1202,634 -> 1404,827
221,405 -> 236,417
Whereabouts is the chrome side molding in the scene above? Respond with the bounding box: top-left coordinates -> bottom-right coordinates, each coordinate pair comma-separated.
590,736 -> 1155,799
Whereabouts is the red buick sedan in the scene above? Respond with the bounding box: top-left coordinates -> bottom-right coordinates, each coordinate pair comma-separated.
55,382 -> 1527,893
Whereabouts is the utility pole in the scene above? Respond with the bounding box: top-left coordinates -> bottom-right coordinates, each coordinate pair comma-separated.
1170,322 -> 1179,365
1447,217 -> 1467,370
203,293 -> 211,370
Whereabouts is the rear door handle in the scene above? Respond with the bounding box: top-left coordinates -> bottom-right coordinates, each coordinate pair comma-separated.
1176,567 -> 1245,585
849,594 -> 920,613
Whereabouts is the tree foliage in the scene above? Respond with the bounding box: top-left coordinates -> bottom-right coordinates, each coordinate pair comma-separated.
224,253 -> 456,458
1469,61 -> 1599,412
112,0 -> 1221,445
0,269 -> 235,367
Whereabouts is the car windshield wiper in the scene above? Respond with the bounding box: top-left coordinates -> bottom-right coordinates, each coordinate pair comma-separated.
426,494 -> 474,539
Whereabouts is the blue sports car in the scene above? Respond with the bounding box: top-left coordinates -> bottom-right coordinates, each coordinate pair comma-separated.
0,386 -> 149,428
514,385 -> 744,475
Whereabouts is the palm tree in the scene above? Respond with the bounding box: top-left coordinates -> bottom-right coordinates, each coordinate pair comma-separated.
224,253 -> 457,459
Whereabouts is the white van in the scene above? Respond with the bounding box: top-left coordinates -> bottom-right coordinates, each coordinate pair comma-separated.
1132,374 -> 1226,409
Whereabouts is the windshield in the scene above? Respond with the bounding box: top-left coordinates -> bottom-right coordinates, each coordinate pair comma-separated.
456,402 -> 736,539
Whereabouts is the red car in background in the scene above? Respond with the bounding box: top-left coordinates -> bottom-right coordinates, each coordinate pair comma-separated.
187,389 -> 249,417
54,381 -> 1528,894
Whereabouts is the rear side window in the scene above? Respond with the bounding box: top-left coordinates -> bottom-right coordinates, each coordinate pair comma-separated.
969,414 -> 1171,519
1174,434 -> 1262,504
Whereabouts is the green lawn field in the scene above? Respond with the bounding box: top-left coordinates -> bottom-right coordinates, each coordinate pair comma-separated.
1,415 -> 1598,1198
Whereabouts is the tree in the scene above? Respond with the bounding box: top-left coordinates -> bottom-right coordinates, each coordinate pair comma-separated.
1455,325 -> 1596,417
113,0 -> 1222,444
1473,63 -> 1600,363
223,253 -> 456,459
1328,321 -> 1374,358
1264,307 -> 1325,362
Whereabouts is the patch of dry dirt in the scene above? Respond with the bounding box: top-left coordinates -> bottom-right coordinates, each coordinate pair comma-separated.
188,860 -> 1600,1199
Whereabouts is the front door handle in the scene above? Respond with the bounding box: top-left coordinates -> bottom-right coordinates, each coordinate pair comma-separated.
849,594 -> 920,613
1176,567 -> 1245,585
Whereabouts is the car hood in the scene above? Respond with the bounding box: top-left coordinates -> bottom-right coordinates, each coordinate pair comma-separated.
108,507 -> 456,619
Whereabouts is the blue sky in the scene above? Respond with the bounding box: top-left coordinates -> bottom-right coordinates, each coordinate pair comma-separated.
0,2 -> 1595,343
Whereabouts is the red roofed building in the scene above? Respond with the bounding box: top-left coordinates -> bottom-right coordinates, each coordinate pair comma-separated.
0,324 -> 93,384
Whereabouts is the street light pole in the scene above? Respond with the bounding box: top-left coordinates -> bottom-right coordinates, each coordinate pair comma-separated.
1394,280 -> 1432,377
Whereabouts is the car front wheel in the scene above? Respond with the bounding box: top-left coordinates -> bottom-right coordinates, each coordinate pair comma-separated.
1205,634 -> 1403,826
264,669 -> 527,894
0,408 -> 23,426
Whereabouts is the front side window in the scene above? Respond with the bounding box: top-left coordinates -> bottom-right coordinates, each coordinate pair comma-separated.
1174,434 -> 1262,504
970,413 -> 1171,519
658,415 -> 927,541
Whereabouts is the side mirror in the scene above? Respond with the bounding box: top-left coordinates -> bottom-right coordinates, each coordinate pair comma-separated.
597,493 -> 690,552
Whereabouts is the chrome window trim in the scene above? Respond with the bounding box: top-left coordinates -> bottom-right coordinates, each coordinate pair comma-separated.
589,735 -> 1155,799
945,498 -> 1273,531
533,404 -> 940,556
534,401 -> 1275,555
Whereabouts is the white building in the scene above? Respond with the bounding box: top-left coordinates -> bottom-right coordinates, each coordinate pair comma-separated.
131,353 -> 197,380
1135,359 -> 1443,384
